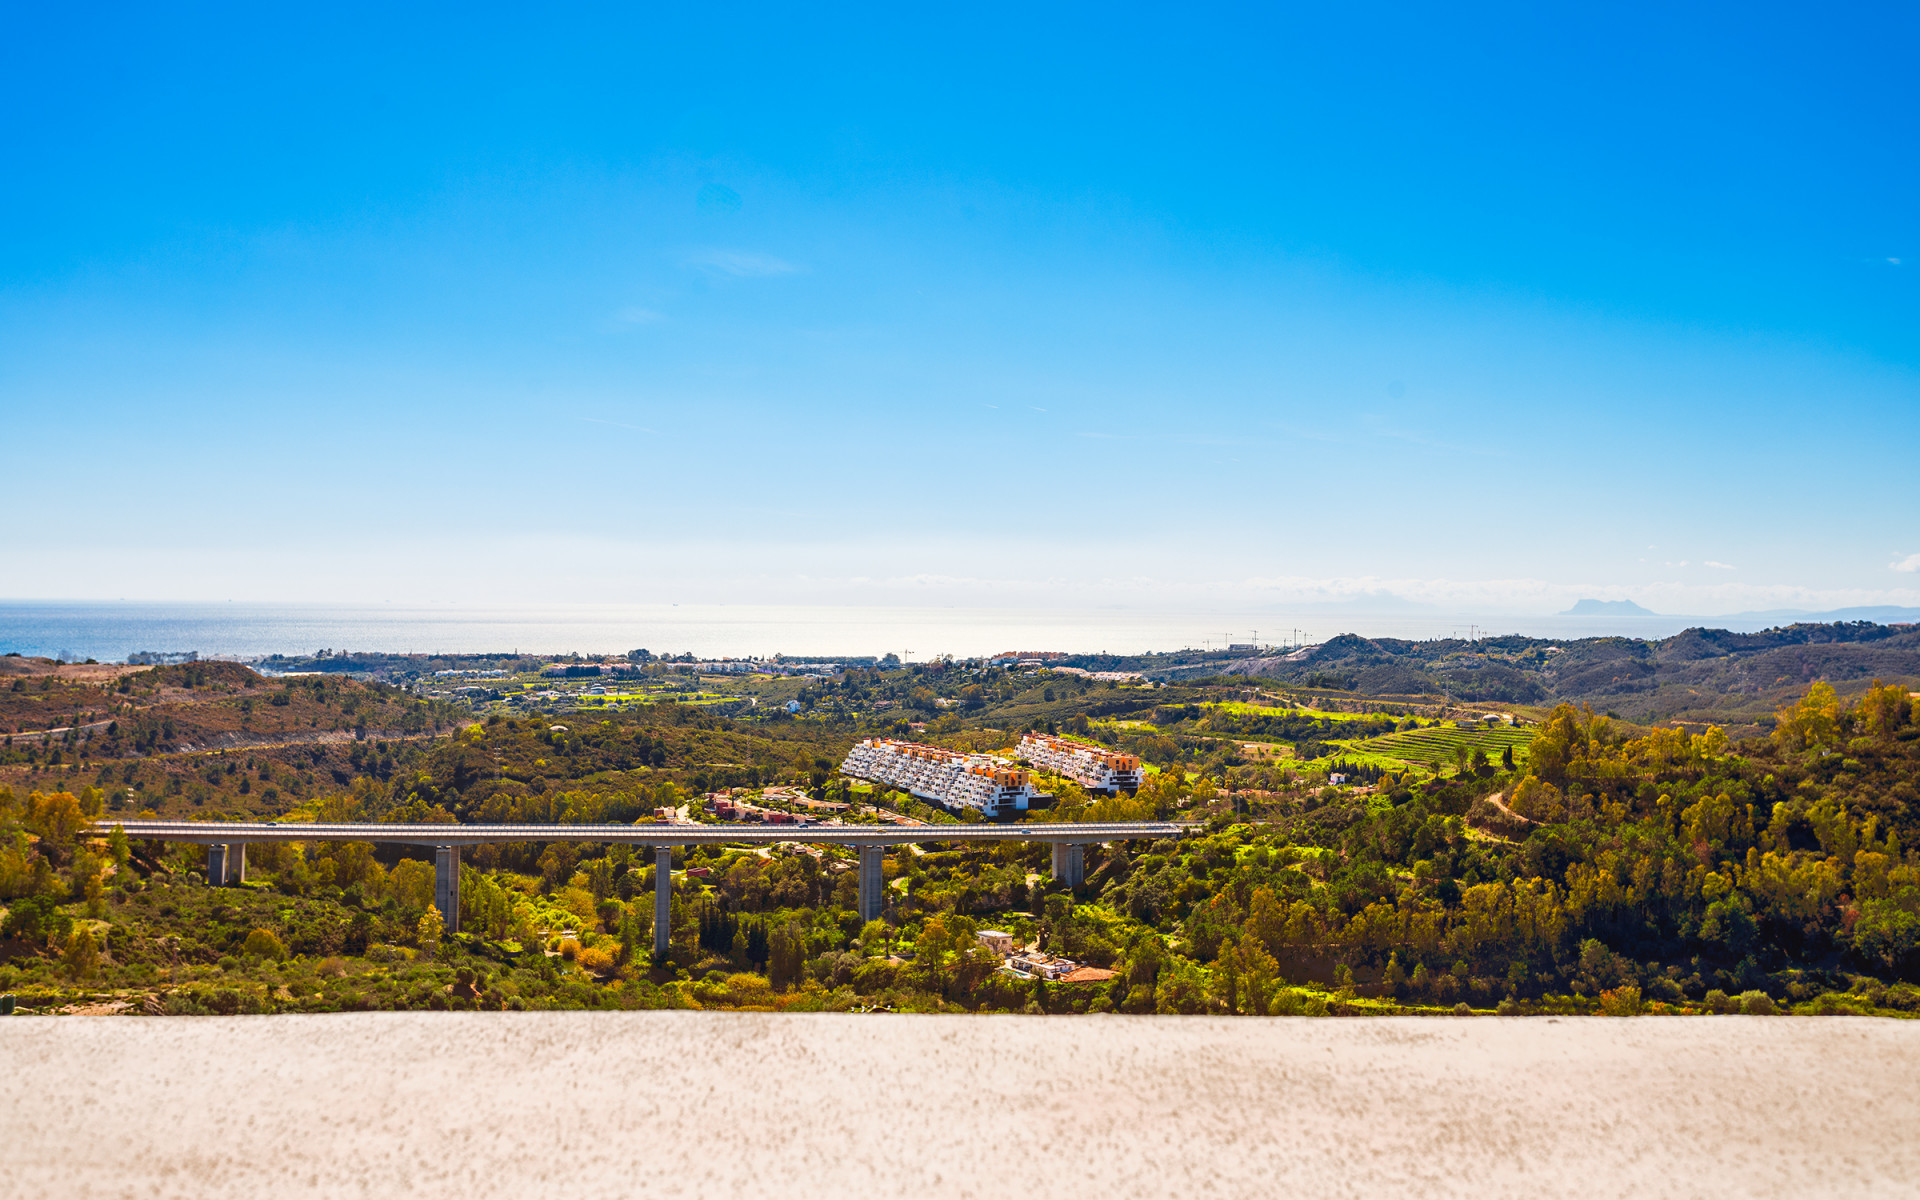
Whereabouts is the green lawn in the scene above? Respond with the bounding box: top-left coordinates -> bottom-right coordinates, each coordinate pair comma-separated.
1207,700 -> 1397,723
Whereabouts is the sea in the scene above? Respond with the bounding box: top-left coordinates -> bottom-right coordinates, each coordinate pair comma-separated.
0,601 -> 1737,663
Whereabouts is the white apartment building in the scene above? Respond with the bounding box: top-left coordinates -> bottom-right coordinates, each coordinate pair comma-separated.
839,738 -> 1034,814
1004,950 -> 1082,981
1016,733 -> 1144,795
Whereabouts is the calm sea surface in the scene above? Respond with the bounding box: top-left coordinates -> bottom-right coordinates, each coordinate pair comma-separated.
0,601 -> 1713,662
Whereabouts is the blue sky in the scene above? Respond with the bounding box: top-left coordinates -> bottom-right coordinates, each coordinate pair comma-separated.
2,2 -> 1916,616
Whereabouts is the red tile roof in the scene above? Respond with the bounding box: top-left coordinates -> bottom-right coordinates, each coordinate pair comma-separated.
1060,967 -> 1117,984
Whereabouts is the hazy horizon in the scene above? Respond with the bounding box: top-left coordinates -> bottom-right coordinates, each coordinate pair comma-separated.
4,597 -> 1915,664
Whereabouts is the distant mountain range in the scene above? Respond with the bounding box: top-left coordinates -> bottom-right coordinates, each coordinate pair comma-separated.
1723,605 -> 1920,625
1143,620 -> 1920,727
1557,599 -> 1920,625
1560,599 -> 1658,616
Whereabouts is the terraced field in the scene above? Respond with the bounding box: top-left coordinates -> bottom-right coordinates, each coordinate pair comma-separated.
1346,723 -> 1533,766
1210,701 -> 1392,723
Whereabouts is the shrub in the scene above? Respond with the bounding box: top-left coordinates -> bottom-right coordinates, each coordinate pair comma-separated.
1702,989 -> 1734,1014
241,927 -> 288,961
575,946 -> 614,975
720,972 -> 775,1008
63,927 -> 101,980
1599,985 -> 1643,1017
316,957 -> 347,978
1883,985 -> 1920,1012
558,937 -> 582,961
1270,989 -> 1330,1016
1738,990 -> 1777,1016
1799,992 -> 1872,1016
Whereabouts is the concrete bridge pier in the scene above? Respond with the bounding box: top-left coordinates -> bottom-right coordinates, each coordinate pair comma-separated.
226,843 -> 246,885
1049,843 -> 1086,888
857,845 -> 886,923
205,844 -> 228,886
434,846 -> 462,934
653,845 -> 672,958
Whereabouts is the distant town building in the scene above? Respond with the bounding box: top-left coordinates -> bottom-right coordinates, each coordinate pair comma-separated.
127,651 -> 198,666
1016,734 -> 1143,795
987,651 -> 1067,666
839,738 -> 1035,814
1052,666 -> 1144,682
976,929 -> 1015,957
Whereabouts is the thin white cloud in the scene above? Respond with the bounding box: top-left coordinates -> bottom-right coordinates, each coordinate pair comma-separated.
1357,412 -> 1500,458
1704,561 -> 1735,571
1893,553 -> 1920,573
687,250 -> 799,278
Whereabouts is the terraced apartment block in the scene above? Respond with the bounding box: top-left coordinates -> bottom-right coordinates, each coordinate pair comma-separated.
1016,733 -> 1144,795
840,738 -> 1035,814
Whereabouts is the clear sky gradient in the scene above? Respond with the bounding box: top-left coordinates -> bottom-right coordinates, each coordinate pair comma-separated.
3,3 -> 1915,616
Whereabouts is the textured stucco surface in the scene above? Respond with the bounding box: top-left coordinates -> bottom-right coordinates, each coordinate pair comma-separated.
5,1013 -> 1917,1199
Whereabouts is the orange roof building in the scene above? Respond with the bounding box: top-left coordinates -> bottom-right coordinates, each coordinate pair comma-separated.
1017,733 -> 1144,795
840,738 -> 1035,814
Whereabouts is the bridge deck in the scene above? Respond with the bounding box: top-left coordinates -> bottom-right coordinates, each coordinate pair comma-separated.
104,819 -> 1190,847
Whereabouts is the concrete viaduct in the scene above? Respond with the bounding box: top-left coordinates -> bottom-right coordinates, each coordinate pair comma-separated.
108,819 -> 1188,957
